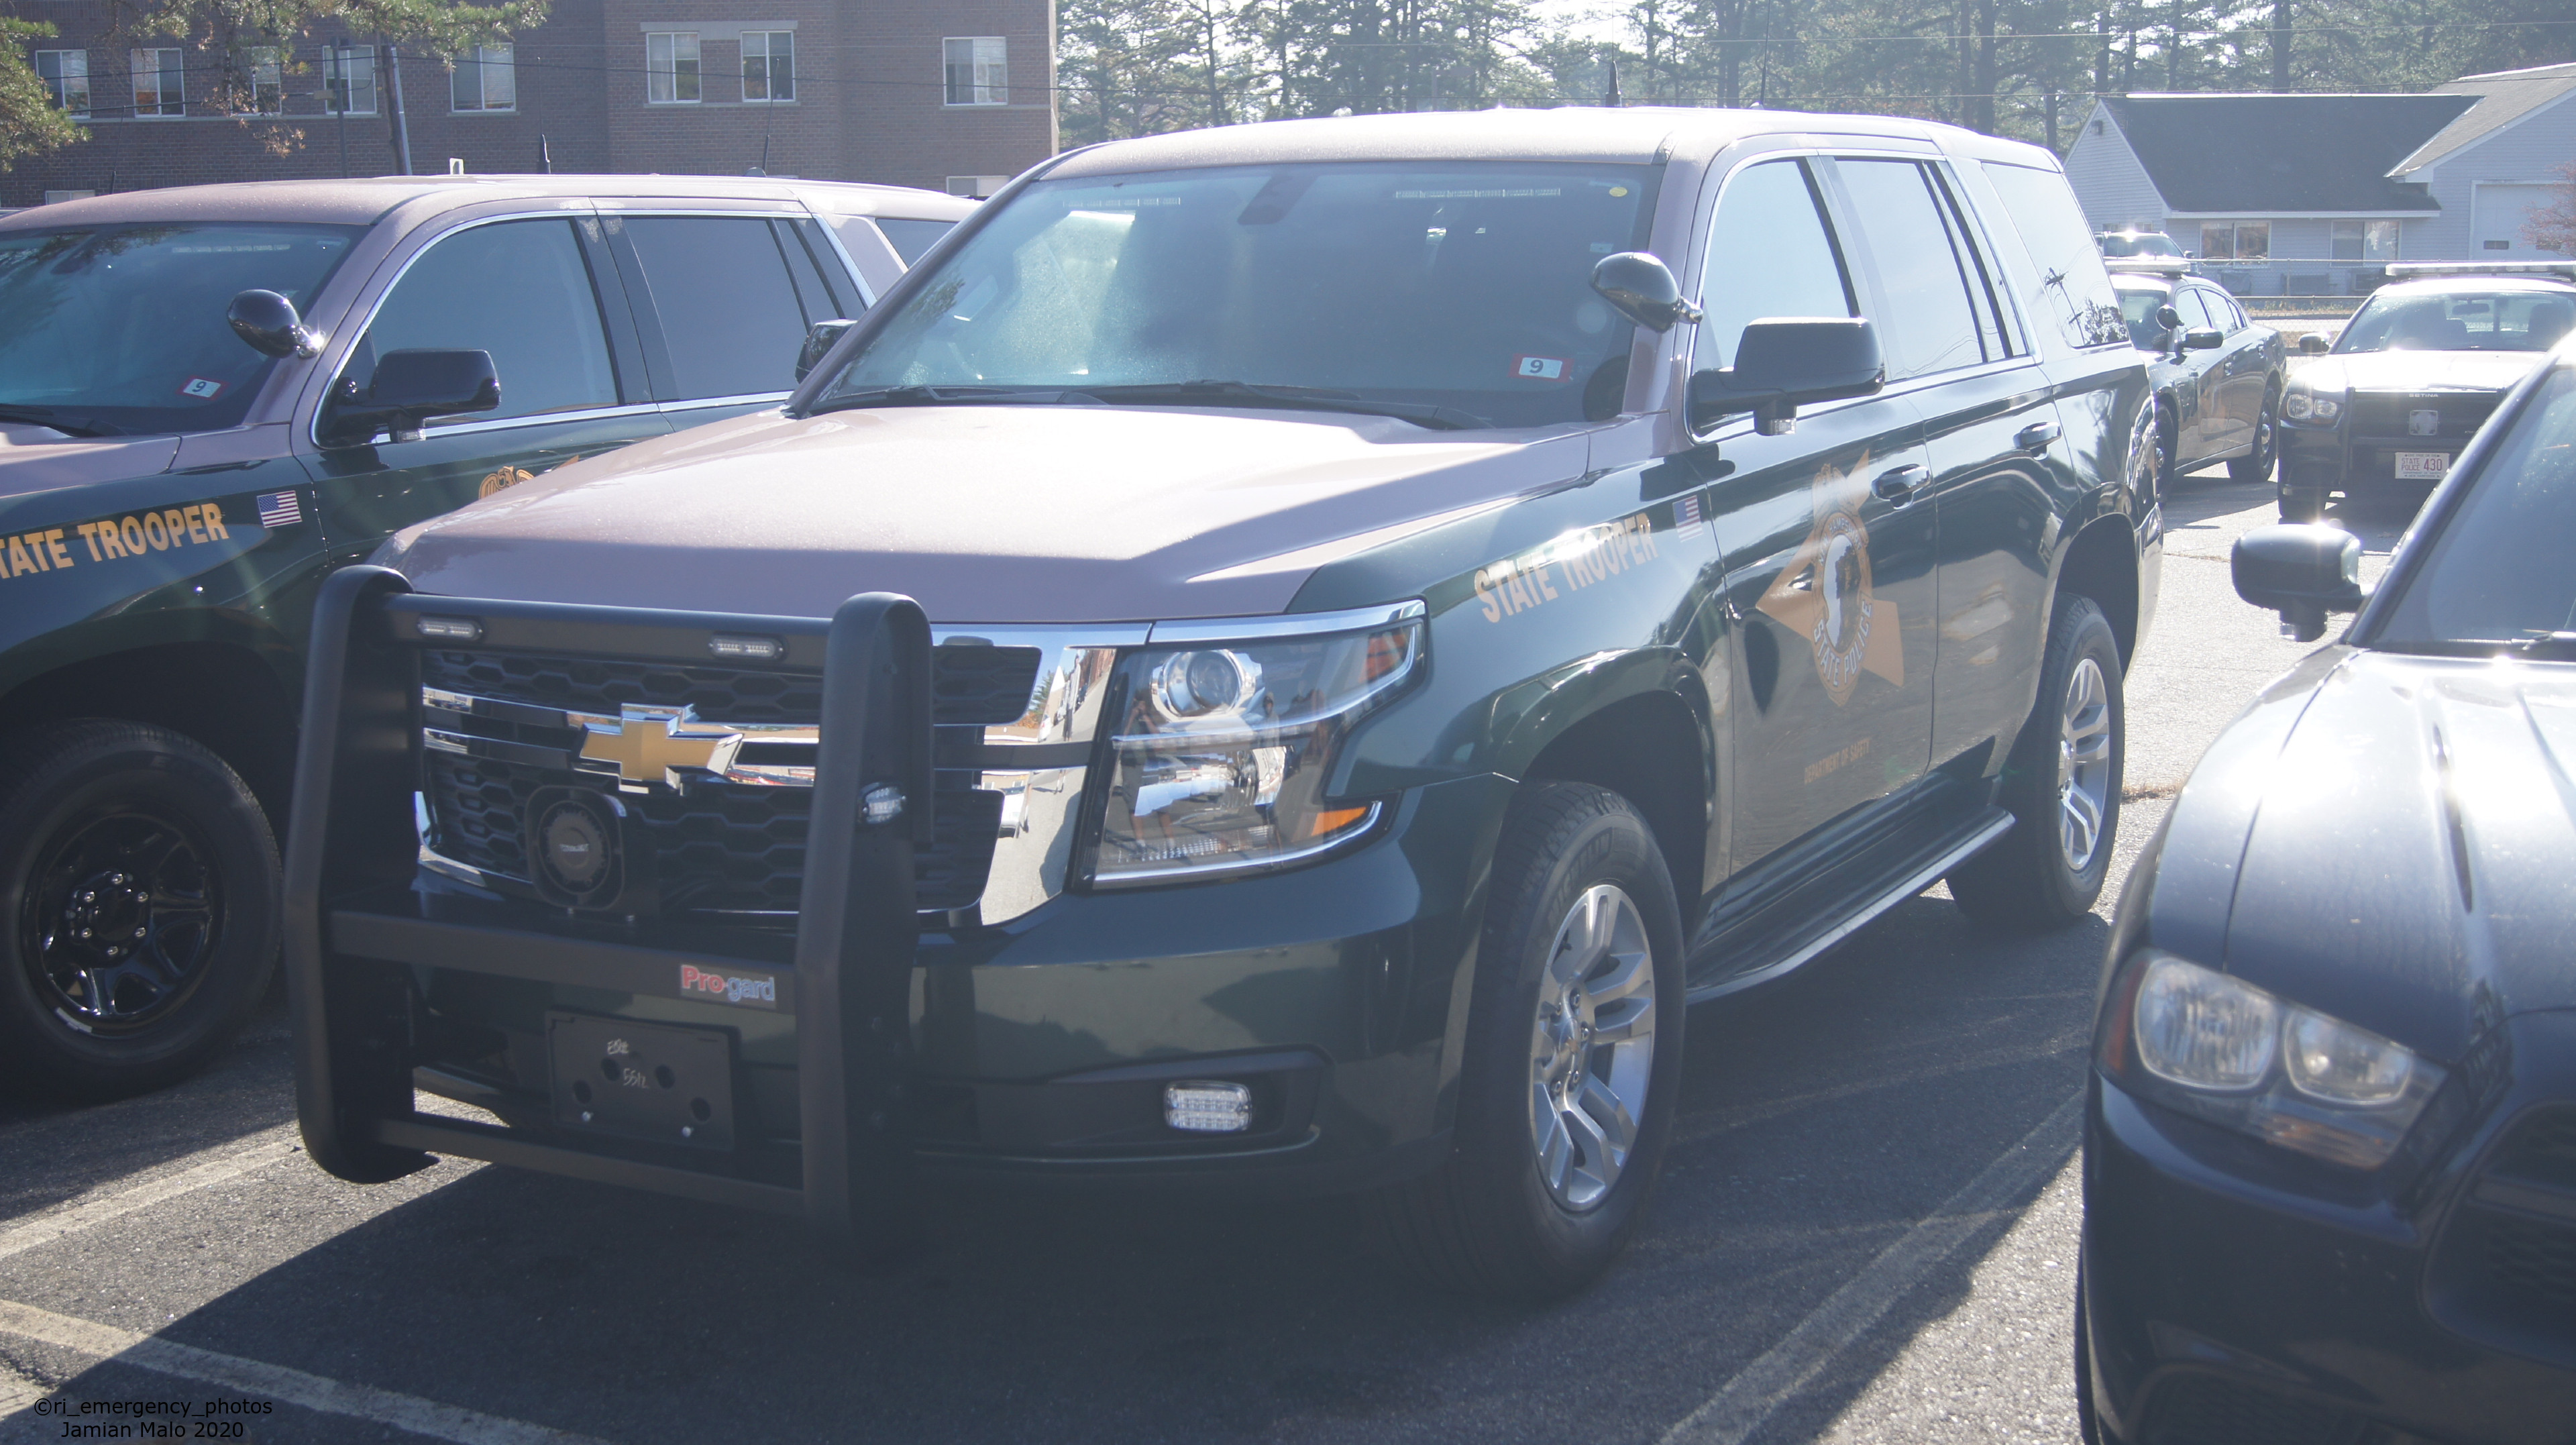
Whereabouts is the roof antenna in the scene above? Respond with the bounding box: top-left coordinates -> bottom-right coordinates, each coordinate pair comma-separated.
539,133 -> 552,174
1603,58 -> 1622,107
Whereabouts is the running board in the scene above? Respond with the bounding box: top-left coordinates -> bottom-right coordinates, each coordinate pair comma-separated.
1685,810 -> 2015,1004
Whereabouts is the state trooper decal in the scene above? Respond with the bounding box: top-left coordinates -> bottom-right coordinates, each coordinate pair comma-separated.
1756,452 -> 1905,707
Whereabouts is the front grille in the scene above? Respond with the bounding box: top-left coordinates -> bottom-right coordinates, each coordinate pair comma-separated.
2427,1104 -> 2576,1360
2482,1212 -> 2576,1311
2139,1373 -> 2366,1445
418,645 -> 1043,917
2349,391 -> 2500,442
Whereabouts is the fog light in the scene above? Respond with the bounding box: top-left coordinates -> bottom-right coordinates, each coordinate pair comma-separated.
416,615 -> 482,641
1165,1081 -> 1252,1133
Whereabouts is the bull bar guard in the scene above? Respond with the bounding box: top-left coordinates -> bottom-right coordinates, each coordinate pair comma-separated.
283,566 -> 934,1251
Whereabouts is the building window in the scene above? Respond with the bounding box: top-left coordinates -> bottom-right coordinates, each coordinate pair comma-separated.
131,48 -> 184,117
326,47 -> 377,115
244,46 -> 282,114
450,44 -> 515,112
34,51 -> 88,115
646,32 -> 699,104
2200,221 -> 2269,262
743,31 -> 793,103
943,37 -> 1006,106
2331,219 -> 2399,263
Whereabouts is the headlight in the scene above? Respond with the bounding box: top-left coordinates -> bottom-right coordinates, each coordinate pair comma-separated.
2282,390 -> 2340,423
1086,609 -> 1422,886
2106,952 -> 2446,1169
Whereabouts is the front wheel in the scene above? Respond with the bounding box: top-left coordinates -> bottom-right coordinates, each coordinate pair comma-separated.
2229,383 -> 2280,484
1947,595 -> 2125,932
1368,782 -> 1684,1300
0,721 -> 280,1100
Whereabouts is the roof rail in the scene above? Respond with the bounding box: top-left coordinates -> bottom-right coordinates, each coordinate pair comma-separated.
2383,261 -> 2576,282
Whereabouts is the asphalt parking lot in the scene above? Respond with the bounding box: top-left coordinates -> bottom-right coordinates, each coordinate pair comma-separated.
0,470 -> 2412,1445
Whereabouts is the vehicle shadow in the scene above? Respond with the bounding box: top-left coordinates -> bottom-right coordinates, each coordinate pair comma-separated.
21,888 -> 2104,1444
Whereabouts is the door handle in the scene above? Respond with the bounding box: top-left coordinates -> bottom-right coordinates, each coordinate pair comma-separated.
1871,463 -> 1930,499
2015,420 -> 2062,453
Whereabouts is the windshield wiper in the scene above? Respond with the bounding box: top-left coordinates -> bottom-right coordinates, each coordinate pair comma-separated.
1081,380 -> 1487,431
0,405 -> 113,437
806,384 -> 1101,416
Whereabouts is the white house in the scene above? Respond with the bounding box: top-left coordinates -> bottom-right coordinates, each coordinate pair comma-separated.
2062,64 -> 2576,297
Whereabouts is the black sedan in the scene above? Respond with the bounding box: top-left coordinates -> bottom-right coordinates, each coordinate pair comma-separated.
2112,263 -> 2286,491
2079,339 -> 2576,1444
2278,262 -> 2574,522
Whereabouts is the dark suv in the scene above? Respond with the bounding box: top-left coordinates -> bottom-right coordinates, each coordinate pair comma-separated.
289,110 -> 2158,1297
0,175 -> 968,1099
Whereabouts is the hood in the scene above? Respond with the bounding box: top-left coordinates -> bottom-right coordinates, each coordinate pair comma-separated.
2208,651 -> 2576,1063
376,405 -> 1591,623
2292,350 -> 2546,397
0,429 -> 178,502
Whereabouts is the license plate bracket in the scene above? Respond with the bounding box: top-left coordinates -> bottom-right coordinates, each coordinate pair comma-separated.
547,1011 -> 736,1151
2395,451 -> 2451,480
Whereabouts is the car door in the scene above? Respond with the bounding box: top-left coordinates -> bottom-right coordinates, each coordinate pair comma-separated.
596,209 -> 865,433
301,211 -> 668,568
2174,286 -> 2241,458
2206,288 -> 2270,449
1692,156 -> 1939,880
1823,156 -> 2068,777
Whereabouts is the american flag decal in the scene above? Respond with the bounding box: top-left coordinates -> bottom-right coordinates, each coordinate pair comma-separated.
1675,493 -> 1703,530
255,490 -> 303,529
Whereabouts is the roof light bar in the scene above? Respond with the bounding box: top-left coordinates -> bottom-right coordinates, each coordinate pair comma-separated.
2383,261 -> 2576,281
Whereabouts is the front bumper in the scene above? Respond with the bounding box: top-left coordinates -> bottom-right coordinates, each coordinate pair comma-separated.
2081,1010 -> 2576,1445
285,571 -> 1503,1241
2278,390 -> 2504,498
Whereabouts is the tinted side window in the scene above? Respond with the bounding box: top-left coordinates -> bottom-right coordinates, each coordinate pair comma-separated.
1979,161 -> 2128,350
1928,163 -> 2019,358
872,217 -> 956,266
775,219 -> 859,321
1697,159 -> 1854,372
358,217 -> 620,423
1835,159 -> 1985,380
619,216 -> 813,399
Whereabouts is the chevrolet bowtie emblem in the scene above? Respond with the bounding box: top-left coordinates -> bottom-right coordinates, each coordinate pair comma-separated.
578,706 -> 742,788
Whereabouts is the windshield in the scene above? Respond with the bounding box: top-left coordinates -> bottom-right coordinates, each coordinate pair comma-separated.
2115,286 -> 2170,349
821,161 -> 1654,429
2335,288 -> 2574,355
2373,363 -> 2576,653
0,223 -> 361,437
2100,233 -> 2181,258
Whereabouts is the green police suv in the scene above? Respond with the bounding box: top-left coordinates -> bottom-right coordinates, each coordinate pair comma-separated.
290,110 -> 2157,1296
0,174 -> 968,1099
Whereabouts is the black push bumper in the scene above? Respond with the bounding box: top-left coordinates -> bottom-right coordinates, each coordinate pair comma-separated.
283,566 -> 934,1249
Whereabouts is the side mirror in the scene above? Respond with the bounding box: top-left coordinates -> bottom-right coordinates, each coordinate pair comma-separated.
794,318 -> 857,383
2233,523 -> 2365,643
2183,328 -> 2226,350
2300,333 -> 2332,355
2155,305 -> 2184,333
1688,317 -> 1883,435
321,348 -> 500,447
227,289 -> 317,359
1590,252 -> 1704,333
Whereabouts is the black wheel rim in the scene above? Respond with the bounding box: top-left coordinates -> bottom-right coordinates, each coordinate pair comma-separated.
19,809 -> 225,1034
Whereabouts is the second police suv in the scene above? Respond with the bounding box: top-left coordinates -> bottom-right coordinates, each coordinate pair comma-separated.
290,109 -> 2159,1297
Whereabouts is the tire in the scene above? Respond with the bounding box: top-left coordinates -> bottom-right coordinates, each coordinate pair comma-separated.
1947,595 -> 2124,932
0,721 -> 280,1100
1368,781 -> 1685,1300
2148,403 -> 2176,498
2229,382 -> 2279,485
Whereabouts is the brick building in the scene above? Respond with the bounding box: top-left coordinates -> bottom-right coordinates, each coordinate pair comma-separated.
0,0 -> 1057,207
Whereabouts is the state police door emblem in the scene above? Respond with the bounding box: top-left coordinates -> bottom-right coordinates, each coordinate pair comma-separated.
1756,452 -> 1907,708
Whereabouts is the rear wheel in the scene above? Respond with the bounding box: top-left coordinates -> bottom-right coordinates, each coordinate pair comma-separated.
1948,595 -> 2124,932
2229,383 -> 2280,484
1368,781 -> 1684,1300
0,722 -> 279,1100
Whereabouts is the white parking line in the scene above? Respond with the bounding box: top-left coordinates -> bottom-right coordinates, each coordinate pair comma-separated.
0,1134 -> 303,1263
0,1299 -> 610,1445
1658,1091 -> 2084,1445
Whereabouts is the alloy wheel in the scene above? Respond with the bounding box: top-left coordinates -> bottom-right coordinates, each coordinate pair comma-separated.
21,810 -> 224,1033
2057,657 -> 2114,873
1527,883 -> 1657,1212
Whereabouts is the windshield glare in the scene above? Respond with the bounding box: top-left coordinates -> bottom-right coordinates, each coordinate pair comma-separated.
2336,288 -> 2573,355
2374,363 -> 2576,650
0,223 -> 361,437
825,162 -> 1653,428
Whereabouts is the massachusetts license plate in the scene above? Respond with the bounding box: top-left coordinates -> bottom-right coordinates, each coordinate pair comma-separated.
547,1012 -> 735,1150
2395,451 -> 2451,480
